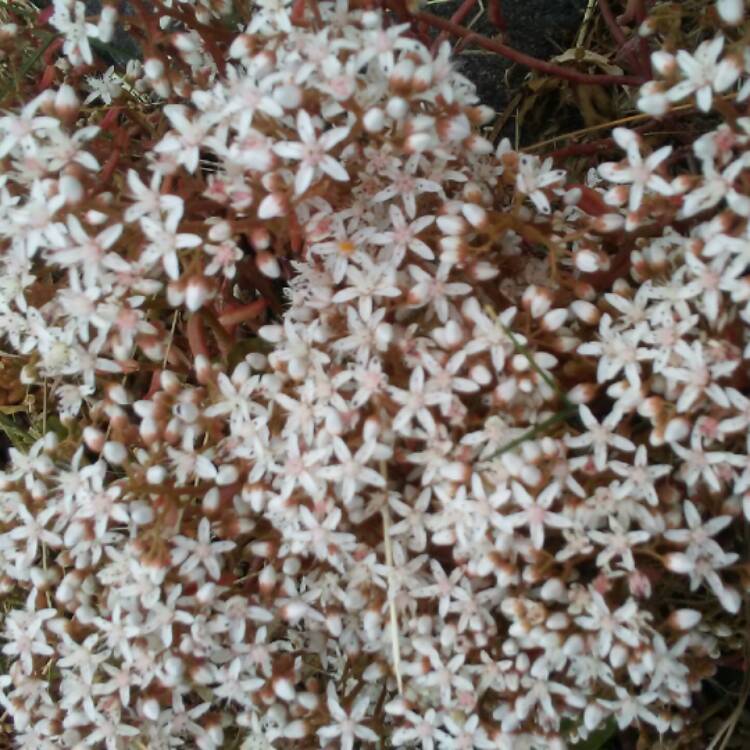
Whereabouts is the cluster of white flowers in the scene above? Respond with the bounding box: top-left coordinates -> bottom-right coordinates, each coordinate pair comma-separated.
0,0 -> 748,748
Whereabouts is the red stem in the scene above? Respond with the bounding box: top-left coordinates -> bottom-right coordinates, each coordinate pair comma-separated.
217,299 -> 267,329
150,0 -> 228,76
548,138 -> 615,161
638,36 -> 653,80
431,0 -> 478,55
187,313 -> 210,360
406,7 -> 646,87
598,0 -> 627,47
487,0 -> 507,31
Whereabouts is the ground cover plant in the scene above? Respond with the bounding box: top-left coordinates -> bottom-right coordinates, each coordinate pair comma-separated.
0,0 -> 749,748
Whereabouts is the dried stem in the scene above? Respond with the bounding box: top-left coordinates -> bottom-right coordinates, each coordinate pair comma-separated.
400,5 -> 647,86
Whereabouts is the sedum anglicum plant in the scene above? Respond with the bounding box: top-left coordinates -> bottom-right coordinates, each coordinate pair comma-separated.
0,0 -> 749,748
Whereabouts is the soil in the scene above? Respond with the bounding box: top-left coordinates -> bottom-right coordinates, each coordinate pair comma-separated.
428,0 -> 590,143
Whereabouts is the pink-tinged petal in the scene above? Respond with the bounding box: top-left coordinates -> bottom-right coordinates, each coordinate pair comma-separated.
664,552 -> 693,573
530,521 -> 545,549
715,58 -> 741,91
164,252 -> 180,280
273,142 -> 305,160
164,104 -> 192,133
176,233 -> 202,249
258,192 -> 286,219
612,127 -> 637,152
296,110 -> 315,143
628,182 -> 644,212
295,164 -> 315,195
545,512 -> 573,529
320,156 -> 349,182
320,126 -> 350,150
667,80 -> 696,103
696,85 -> 713,112
185,147 -> 200,174
98,223 -> 123,248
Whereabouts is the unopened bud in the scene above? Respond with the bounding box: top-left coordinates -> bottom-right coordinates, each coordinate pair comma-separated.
103,441 -> 127,465
83,426 -> 105,452
461,202 -> 488,229
258,192 -> 287,219
256,251 -> 281,279
568,383 -> 597,404
363,107 -> 385,132
54,84 -> 79,122
386,96 -> 409,120
717,0 -> 744,25
574,249 -> 603,273
144,58 -> 165,80
229,34 -> 253,59
664,417 -> 691,443
570,300 -> 600,325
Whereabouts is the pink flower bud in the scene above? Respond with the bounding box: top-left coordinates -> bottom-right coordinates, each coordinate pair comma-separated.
413,63 -> 433,91
83,426 -> 105,452
437,214 -> 468,236
464,134 -> 494,155
258,192 -> 287,219
229,34 -> 253,59
144,58 -> 165,79
568,383 -> 597,404
363,107 -> 385,132
390,58 -> 415,88
717,0 -> 744,25
274,84 -> 302,109
173,32 -> 199,53
258,564 -> 277,594
142,698 -> 160,721
438,113 -> 471,142
574,249 -> 604,273
59,175 -> 83,205
256,251 -> 281,279
284,720 -> 308,739
386,96 -> 408,119
273,677 -> 296,702
405,131 -> 435,153
591,213 -> 626,232
651,51 -> 676,76
461,202 -> 488,229
471,261 -> 500,281
523,285 -> 553,318
54,84 -> 79,122
668,608 -> 702,630
217,464 -> 239,485
470,364 -> 492,385
202,487 -> 220,513
664,417 -> 691,443
103,441 -> 127,465
570,300 -> 601,325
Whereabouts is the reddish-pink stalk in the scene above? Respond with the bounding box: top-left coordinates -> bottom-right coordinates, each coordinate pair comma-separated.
148,0 -> 229,76
403,6 -> 647,87
598,0 -> 627,47
548,138 -> 615,161
487,0 -> 508,31
430,0 -> 478,56
217,299 -> 267,329
599,0 -> 652,79
187,313 -> 210,361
